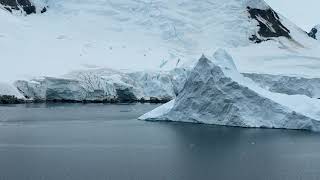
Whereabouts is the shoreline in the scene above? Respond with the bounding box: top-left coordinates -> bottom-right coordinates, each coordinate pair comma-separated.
0,95 -> 171,105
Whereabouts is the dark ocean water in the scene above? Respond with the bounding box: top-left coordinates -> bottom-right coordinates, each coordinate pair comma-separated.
0,103 -> 320,180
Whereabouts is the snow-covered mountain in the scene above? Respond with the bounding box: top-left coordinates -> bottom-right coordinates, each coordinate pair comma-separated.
140,50 -> 320,131
0,0 -> 318,83
2,0 -> 320,105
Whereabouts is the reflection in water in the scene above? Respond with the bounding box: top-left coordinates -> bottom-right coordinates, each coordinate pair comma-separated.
0,104 -> 320,180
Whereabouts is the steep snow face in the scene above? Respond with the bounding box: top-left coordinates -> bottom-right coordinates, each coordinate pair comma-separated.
230,41 -> 320,79
0,0 -> 314,82
308,25 -> 320,40
43,0 -> 312,47
140,50 -> 320,131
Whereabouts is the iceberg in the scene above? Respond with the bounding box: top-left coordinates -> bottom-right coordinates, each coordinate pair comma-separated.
140,49 -> 320,131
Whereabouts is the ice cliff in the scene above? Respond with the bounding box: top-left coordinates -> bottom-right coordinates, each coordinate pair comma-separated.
15,68 -> 189,102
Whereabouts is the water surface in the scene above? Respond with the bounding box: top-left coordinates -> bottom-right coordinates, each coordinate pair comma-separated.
0,103 -> 320,180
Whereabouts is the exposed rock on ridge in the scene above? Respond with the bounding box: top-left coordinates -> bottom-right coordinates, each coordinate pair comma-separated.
308,25 -> 320,40
247,6 -> 291,43
0,0 -> 46,14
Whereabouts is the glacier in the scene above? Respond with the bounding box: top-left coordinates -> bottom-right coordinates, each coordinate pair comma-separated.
14,68 -> 189,102
15,65 -> 320,102
140,49 -> 320,132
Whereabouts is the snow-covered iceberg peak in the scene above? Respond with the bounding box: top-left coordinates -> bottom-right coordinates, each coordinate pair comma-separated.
140,50 -> 320,132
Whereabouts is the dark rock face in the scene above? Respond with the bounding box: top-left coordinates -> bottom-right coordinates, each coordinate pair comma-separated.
40,6 -> 46,13
308,28 -> 318,39
148,97 -> 172,104
0,0 -> 47,14
249,34 -> 265,43
0,0 -> 35,14
0,95 -> 24,104
247,7 -> 291,43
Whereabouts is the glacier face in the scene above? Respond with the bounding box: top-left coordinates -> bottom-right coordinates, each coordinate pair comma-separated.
14,65 -> 320,103
140,50 -> 320,132
14,68 -> 189,102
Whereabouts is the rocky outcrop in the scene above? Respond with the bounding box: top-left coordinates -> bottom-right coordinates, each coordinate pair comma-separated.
247,6 -> 291,43
308,25 -> 320,40
140,50 -> 320,132
0,95 -> 24,104
0,0 -> 46,14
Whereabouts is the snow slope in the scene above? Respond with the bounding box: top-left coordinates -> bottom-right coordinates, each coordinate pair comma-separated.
140,49 -> 320,131
243,73 -> 320,98
0,82 -> 23,98
0,0 -> 318,84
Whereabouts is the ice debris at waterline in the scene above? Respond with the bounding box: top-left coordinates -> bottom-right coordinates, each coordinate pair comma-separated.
139,49 -> 320,132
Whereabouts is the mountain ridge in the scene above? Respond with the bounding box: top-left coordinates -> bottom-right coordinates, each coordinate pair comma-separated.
0,0 -> 318,83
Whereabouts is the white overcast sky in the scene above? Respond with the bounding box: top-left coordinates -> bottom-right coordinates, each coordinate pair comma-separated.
265,0 -> 318,31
